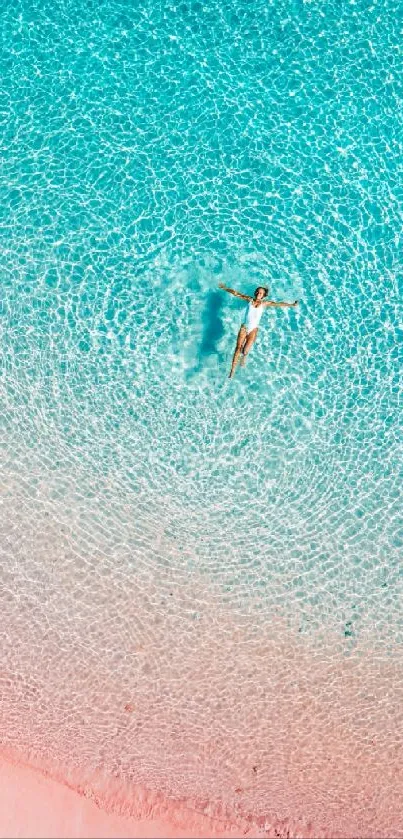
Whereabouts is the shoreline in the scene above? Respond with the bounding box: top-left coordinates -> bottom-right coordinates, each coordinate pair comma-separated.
0,750 -> 255,839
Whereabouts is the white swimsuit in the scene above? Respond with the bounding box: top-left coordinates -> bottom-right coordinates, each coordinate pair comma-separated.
243,301 -> 264,334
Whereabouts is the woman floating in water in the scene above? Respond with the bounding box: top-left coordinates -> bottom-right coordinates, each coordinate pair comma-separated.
218,284 -> 298,378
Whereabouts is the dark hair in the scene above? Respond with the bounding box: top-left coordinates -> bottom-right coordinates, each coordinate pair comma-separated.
254,286 -> 269,298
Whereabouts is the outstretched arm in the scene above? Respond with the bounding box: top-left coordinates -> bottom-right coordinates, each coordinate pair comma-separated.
264,299 -> 298,308
218,283 -> 251,302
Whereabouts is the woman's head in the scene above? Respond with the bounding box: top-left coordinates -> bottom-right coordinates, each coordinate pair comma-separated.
254,286 -> 269,301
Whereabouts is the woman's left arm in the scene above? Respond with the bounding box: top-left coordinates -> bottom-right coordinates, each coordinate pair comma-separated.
264,299 -> 298,308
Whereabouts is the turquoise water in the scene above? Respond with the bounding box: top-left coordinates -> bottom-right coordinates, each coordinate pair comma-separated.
1,0 -> 403,834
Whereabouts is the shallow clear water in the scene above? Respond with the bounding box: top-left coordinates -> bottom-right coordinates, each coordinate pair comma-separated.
1,0 -> 403,835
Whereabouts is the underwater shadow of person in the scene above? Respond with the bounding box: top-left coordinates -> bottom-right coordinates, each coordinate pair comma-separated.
187,290 -> 226,377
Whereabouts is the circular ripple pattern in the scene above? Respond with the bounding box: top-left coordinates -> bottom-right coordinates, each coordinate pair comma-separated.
1,1 -> 403,836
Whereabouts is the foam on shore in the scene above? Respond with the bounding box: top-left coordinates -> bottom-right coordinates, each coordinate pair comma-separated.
0,750 -> 276,839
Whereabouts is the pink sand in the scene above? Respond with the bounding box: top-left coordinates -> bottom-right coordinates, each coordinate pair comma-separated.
3,513 -> 403,839
0,754 -> 249,839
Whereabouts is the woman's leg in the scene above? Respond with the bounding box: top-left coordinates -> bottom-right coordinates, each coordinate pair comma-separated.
229,325 -> 247,378
240,328 -> 258,366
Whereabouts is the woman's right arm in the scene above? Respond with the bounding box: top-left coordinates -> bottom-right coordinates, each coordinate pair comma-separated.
218,283 -> 251,301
